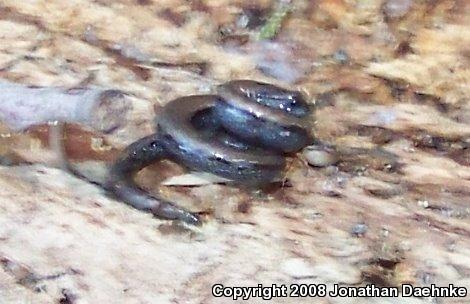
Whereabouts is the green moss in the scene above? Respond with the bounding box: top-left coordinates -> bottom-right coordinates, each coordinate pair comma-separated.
257,1 -> 292,40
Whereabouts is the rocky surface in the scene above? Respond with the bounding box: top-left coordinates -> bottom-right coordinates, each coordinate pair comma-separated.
0,1 -> 469,303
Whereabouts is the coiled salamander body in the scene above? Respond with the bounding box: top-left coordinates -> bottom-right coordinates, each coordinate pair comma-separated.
108,80 -> 313,225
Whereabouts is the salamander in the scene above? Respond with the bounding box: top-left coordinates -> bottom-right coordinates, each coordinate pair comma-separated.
107,80 -> 313,225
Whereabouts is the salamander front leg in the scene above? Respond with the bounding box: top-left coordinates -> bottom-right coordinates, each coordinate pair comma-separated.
106,134 -> 201,225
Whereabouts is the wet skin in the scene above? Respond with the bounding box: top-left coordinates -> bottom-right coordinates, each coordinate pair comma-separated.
107,80 -> 313,225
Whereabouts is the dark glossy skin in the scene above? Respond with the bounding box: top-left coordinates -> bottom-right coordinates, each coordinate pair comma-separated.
107,80 -> 313,225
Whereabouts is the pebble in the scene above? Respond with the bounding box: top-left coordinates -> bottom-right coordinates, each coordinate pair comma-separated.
303,145 -> 338,167
384,0 -> 412,18
333,49 -> 349,64
351,223 -> 368,237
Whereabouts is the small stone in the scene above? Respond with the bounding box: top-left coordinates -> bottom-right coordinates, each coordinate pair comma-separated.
384,0 -> 412,18
333,49 -> 349,64
303,145 -> 338,167
351,223 -> 368,237
236,13 -> 250,29
417,200 -> 429,208
381,228 -> 390,238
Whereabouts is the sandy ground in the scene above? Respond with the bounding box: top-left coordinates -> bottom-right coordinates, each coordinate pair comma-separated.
0,1 -> 469,303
